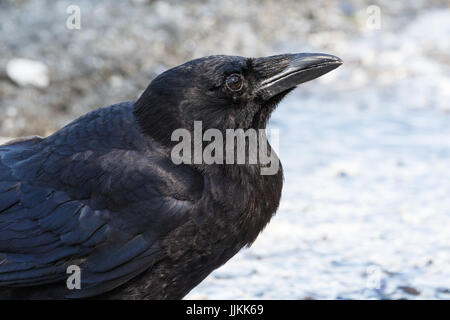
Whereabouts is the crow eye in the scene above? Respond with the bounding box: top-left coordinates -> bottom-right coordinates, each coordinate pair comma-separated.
225,74 -> 243,92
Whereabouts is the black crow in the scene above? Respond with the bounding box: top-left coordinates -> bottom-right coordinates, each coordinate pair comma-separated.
0,53 -> 342,299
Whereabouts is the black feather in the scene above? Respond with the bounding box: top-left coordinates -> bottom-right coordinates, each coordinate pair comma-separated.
0,53 -> 342,299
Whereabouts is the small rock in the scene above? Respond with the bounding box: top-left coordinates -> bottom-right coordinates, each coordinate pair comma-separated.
337,171 -> 349,178
437,288 -> 450,294
109,75 -> 123,88
399,286 -> 420,296
6,58 -> 50,88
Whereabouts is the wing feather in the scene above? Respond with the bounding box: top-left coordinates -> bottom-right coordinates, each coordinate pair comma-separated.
0,103 -> 202,298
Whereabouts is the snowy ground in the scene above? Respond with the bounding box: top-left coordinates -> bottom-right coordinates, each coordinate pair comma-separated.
187,8 -> 450,300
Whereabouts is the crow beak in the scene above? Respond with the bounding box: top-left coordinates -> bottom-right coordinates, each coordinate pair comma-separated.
257,53 -> 343,100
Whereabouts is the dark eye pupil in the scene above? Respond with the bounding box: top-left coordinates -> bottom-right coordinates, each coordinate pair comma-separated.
226,75 -> 243,91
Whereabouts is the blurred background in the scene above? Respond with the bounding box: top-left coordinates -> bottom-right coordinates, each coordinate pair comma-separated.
0,0 -> 449,299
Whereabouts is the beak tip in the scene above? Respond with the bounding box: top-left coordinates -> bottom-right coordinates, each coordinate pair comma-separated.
287,53 -> 343,70
333,56 -> 344,65
309,53 -> 343,64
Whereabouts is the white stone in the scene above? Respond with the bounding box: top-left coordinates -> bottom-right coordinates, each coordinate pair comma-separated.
6,58 -> 50,88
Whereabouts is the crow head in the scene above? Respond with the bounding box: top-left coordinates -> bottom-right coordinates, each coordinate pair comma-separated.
135,53 -> 342,144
